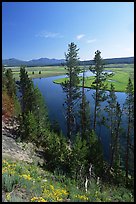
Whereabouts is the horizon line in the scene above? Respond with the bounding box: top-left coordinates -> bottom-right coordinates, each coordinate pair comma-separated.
2,56 -> 134,62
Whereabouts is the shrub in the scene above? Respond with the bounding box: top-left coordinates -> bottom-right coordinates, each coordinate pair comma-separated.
2,91 -> 14,119
2,173 -> 20,192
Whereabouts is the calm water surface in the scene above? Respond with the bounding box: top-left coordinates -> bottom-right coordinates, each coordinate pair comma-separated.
33,73 -> 127,161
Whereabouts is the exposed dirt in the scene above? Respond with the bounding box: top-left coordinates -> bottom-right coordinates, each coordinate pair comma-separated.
2,117 -> 45,202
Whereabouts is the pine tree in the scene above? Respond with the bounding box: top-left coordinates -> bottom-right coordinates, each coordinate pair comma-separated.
19,66 -> 35,114
79,66 -> 91,141
5,69 -> 16,98
61,42 -> 81,142
124,78 -> 134,186
105,84 -> 122,174
20,111 -> 37,142
89,50 -> 107,131
18,67 -> 49,143
32,86 -> 50,144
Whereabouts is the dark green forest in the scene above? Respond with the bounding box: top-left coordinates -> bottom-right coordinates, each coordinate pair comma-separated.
2,43 -> 134,202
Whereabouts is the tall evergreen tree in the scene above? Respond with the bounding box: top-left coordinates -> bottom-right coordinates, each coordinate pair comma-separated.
18,67 -> 49,143
105,84 -> 122,173
61,42 -> 81,142
124,78 -> 134,186
19,66 -> 35,114
5,69 -> 16,98
89,50 -> 107,131
79,66 -> 91,141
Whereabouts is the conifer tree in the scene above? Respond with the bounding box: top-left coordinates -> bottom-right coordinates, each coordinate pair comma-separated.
89,50 -> 107,131
61,42 -> 81,142
19,66 -> 34,114
18,67 -> 49,143
79,66 -> 91,141
105,84 -> 122,173
5,69 -> 16,98
124,78 -> 134,186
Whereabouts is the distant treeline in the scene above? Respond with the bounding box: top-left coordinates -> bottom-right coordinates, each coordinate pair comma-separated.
79,57 -> 134,66
3,57 -> 134,67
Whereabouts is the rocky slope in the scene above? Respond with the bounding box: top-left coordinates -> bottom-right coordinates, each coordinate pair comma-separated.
2,117 -> 45,165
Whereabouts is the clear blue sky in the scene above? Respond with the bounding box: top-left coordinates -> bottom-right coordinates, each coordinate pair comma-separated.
2,2 -> 134,61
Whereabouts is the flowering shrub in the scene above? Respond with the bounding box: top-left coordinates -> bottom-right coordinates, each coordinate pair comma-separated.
2,158 -> 134,202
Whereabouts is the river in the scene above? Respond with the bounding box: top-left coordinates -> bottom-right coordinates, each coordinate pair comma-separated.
32,73 -> 128,161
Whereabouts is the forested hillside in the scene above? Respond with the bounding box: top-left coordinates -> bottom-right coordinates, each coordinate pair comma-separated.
2,43 -> 134,202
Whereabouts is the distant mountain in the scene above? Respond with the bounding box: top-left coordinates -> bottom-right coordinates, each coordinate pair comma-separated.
2,58 -> 66,67
2,56 -> 134,67
80,57 -> 134,66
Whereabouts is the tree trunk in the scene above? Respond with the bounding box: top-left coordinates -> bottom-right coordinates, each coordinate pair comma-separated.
125,114 -> 130,186
81,70 -> 86,139
93,88 -> 98,131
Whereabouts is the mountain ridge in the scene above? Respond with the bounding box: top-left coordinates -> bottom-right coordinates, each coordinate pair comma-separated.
2,56 -> 134,67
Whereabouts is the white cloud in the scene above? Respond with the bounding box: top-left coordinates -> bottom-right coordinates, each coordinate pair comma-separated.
86,39 -> 96,43
76,34 -> 85,40
36,31 -> 63,38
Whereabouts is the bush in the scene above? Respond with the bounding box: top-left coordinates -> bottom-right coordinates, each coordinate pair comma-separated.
2,173 -> 20,192
2,91 -> 14,119
19,111 -> 38,142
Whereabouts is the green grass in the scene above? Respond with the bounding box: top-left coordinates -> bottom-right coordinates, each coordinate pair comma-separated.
54,64 -> 134,92
2,158 -> 134,202
5,66 -> 66,80
6,64 -> 134,92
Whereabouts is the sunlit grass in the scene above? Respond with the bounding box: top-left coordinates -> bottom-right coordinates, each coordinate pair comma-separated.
6,66 -> 66,80
54,66 -> 134,92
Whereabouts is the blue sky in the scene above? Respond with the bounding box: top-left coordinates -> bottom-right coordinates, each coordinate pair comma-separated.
2,2 -> 134,61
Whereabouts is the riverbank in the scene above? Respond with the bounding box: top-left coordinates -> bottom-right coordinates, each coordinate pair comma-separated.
7,66 -> 66,80
53,67 -> 134,92
6,64 -> 134,91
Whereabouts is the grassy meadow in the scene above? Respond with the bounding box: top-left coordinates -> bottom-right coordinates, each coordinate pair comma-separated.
54,64 -> 134,92
7,66 -> 66,80
6,64 -> 134,92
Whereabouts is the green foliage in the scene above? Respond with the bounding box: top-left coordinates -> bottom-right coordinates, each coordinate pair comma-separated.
2,158 -> 134,202
19,111 -> 38,142
32,86 -> 49,128
62,42 -> 81,140
8,194 -> 25,202
70,134 -> 89,180
79,67 -> 91,140
5,68 -> 16,98
123,77 -> 134,186
104,84 -> 122,174
2,173 -> 20,192
13,96 -> 21,116
90,50 -> 108,130
87,131 -> 104,177
19,66 -> 35,114
18,67 -> 49,143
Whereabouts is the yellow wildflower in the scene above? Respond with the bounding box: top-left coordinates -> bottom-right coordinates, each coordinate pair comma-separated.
50,185 -> 54,190
75,194 -> 89,201
21,174 -> 32,180
31,196 -> 47,202
61,189 -> 68,195
6,193 -> 11,201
